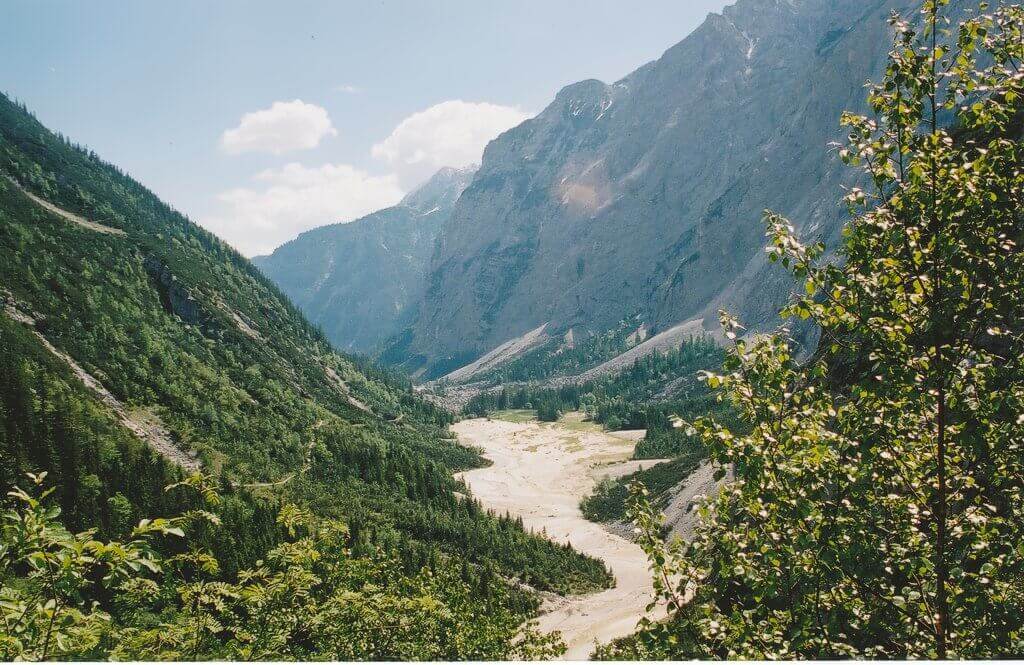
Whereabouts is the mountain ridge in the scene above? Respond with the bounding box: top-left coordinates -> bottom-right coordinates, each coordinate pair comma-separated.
384,0 -> 918,378
254,166 -> 475,353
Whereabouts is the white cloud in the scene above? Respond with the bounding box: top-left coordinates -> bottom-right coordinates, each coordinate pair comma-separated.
372,100 -> 529,187
203,162 -> 404,256
220,100 -> 337,155
336,84 -> 361,94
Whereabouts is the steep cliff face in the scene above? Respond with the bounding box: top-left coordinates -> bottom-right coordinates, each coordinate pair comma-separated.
254,166 -> 474,353
392,0 -> 925,378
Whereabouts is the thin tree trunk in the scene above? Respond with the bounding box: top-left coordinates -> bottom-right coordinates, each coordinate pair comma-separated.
927,6 -> 950,658
935,382 -> 948,659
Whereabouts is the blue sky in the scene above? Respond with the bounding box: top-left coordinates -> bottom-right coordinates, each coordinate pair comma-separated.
2,0 -> 729,255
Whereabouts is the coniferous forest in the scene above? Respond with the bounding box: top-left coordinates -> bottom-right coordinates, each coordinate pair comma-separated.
0,89 -> 609,659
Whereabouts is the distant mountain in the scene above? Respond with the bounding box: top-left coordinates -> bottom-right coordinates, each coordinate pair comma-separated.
384,0 -> 967,379
254,166 -> 475,353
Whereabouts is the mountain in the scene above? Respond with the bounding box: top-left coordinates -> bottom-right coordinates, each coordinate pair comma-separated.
0,92 -> 611,658
384,0 -> 924,379
253,166 -> 475,353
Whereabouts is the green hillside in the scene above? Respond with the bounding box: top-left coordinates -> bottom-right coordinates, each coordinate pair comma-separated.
0,93 -> 610,659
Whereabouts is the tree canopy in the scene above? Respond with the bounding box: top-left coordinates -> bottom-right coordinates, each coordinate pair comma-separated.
606,2 -> 1024,658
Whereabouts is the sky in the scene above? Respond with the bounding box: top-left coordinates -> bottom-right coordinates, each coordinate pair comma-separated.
2,0 -> 730,256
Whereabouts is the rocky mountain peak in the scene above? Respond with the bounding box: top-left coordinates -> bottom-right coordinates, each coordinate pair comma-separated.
400,165 -> 477,213
255,165 -> 477,353
383,0 -> 913,379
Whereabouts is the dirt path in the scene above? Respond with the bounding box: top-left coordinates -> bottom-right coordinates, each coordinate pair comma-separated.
453,418 -> 667,660
7,178 -> 126,236
3,291 -> 199,471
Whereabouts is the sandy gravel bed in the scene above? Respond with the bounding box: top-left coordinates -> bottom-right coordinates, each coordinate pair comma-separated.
454,418 -> 668,660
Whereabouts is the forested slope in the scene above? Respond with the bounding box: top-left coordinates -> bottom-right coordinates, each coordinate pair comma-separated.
0,93 -> 609,659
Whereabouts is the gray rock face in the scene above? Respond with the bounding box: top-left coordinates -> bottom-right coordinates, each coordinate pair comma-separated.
253,166 -> 475,353
144,255 -> 205,326
390,0 -> 948,378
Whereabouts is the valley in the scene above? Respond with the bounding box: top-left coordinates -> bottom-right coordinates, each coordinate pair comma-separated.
4,0 -> 1023,659
454,415 -> 668,659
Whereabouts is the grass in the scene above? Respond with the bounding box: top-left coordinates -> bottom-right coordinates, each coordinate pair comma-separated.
488,409 -> 537,423
556,410 -> 605,433
559,434 -> 585,452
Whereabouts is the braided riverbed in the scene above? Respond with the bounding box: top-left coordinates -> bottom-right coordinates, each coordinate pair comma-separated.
454,417 -> 668,660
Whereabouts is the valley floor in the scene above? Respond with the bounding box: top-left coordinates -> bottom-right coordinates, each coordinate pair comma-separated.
454,417 -> 668,660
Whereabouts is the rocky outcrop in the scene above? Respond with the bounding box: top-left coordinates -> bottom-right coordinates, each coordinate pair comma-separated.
391,0 -> 972,378
254,166 -> 475,353
144,255 -> 205,326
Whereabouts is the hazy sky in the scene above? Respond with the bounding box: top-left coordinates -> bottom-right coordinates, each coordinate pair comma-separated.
2,0 -> 730,256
